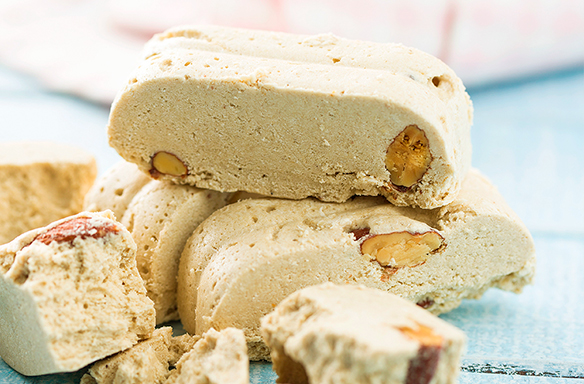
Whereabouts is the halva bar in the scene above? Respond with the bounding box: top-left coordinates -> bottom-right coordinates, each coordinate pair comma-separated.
177,169 -> 535,360
108,25 -> 473,209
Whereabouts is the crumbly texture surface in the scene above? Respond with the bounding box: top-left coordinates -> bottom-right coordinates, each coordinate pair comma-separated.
121,181 -> 231,324
81,327 -> 199,384
165,328 -> 248,384
261,283 -> 466,384
108,25 -> 473,209
177,168 -> 535,360
84,160 -> 151,221
0,141 -> 97,245
0,211 -> 155,376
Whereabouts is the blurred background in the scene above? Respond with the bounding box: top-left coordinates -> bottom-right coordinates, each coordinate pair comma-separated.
0,0 -> 582,105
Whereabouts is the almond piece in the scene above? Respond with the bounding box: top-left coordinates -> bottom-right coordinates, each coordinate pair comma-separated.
33,217 -> 120,246
399,323 -> 443,347
360,231 -> 444,268
349,228 -> 371,241
150,151 -> 188,178
385,125 -> 432,190
398,323 -> 443,384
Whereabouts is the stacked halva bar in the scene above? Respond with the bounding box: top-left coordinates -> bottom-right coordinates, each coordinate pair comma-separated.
0,25 -> 536,383
109,25 -> 473,209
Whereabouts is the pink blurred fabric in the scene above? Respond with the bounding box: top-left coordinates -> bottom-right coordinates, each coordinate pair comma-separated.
0,0 -> 582,104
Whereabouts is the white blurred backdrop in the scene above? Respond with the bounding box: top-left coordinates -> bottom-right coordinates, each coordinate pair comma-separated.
0,0 -> 582,104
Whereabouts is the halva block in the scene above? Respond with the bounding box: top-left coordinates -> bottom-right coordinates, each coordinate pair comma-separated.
108,25 -> 473,209
0,141 -> 96,244
261,283 -> 466,384
165,328 -> 248,384
81,326 -> 199,384
0,211 -> 155,375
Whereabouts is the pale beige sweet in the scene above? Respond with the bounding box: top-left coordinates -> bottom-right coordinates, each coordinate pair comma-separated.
165,328 -> 248,384
0,141 -> 97,245
0,211 -> 155,376
261,283 -> 466,384
84,160 -> 151,220
177,168 -> 535,360
108,25 -> 473,209
121,180 -> 232,324
81,326 -> 199,384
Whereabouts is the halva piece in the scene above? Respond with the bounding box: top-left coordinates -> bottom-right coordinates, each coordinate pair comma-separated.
0,211 -> 155,376
261,283 -> 466,384
81,326 -> 199,384
108,25 -> 473,209
177,169 -> 535,360
84,160 -> 151,220
121,180 -> 232,323
0,141 -> 97,244
165,328 -> 248,384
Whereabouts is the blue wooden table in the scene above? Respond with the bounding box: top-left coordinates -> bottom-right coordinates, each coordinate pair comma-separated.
1,64 -> 583,383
